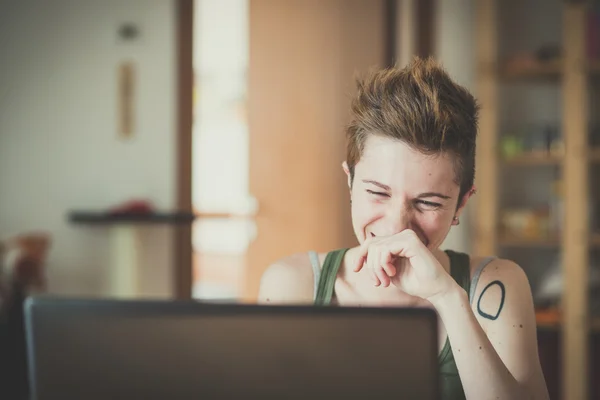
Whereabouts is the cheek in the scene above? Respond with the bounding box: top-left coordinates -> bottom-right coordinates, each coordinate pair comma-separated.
414,213 -> 453,247
351,197 -> 375,224
350,196 -> 380,239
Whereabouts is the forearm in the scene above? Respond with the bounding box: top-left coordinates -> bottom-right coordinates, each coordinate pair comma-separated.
432,285 -> 527,400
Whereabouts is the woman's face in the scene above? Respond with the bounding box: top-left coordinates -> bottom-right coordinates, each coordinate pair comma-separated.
345,135 -> 472,250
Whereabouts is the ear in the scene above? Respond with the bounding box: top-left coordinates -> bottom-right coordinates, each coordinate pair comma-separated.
454,185 -> 476,220
342,161 -> 352,189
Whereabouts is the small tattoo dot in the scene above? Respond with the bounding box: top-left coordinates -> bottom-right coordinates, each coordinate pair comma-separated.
458,349 -> 461,352
479,346 -> 482,350
519,324 -> 523,328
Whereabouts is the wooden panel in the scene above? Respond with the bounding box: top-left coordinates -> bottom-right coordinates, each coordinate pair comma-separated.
384,0 -> 397,67
245,0 -> 385,301
415,0 -> 436,58
397,0 -> 416,67
174,0 -> 194,300
474,0 -> 498,257
561,3 -> 590,400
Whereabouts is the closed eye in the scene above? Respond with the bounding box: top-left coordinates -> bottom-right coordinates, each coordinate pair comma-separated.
416,200 -> 442,209
366,189 -> 389,197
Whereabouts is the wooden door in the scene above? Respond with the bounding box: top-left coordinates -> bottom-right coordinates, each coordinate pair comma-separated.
244,0 -> 387,300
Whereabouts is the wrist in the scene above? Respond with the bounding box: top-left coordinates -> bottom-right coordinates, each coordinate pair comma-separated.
428,281 -> 468,319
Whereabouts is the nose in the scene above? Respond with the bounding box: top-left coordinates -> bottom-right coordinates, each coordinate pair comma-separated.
379,203 -> 412,236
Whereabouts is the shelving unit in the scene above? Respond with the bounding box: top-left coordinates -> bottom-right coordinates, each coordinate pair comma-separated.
475,1 -> 598,399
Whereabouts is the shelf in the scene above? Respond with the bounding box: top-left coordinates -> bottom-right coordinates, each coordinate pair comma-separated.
536,309 -> 600,333
499,235 -> 561,248
536,318 -> 600,333
592,233 -> 600,247
590,148 -> 600,163
501,148 -> 600,166
499,58 -> 600,82
500,59 -> 562,81
590,59 -> 600,74
502,153 -> 562,166
68,211 -> 196,225
499,233 -> 600,248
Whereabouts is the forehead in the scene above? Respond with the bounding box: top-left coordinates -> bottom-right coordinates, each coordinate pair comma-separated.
356,135 -> 458,192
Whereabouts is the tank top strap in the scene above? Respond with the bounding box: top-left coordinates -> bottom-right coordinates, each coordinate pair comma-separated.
314,248 -> 349,306
444,249 -> 471,301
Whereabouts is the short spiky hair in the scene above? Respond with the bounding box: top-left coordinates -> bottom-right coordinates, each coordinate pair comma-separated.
346,57 -> 480,202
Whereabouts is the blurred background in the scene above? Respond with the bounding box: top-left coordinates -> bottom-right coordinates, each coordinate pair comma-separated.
1,0 -> 599,399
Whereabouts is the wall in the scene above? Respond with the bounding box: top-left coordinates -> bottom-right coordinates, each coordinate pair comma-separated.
0,0 -> 177,297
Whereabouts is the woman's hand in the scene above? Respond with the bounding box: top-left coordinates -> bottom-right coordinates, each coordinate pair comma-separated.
354,229 -> 457,301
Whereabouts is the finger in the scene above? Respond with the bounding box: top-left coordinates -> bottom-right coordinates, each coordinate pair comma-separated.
354,239 -> 371,272
381,250 -> 396,277
354,253 -> 366,273
371,269 -> 381,286
366,248 -> 376,275
366,250 -> 380,286
395,229 -> 425,258
377,250 -> 395,287
375,249 -> 390,287
376,267 -> 390,287
385,262 -> 396,278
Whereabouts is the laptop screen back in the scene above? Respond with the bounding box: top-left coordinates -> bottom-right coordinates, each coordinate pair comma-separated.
25,297 -> 439,400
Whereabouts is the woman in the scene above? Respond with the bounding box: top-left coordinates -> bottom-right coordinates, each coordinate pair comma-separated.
258,57 -> 549,400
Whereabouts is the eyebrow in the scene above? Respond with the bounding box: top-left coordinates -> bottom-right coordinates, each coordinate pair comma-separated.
362,180 -> 452,200
362,180 -> 391,191
417,192 -> 452,200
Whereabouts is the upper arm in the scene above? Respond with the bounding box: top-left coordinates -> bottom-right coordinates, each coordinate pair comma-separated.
257,254 -> 315,305
472,259 -> 549,399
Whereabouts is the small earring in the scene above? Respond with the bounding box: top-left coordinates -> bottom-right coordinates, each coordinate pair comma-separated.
452,216 -> 460,225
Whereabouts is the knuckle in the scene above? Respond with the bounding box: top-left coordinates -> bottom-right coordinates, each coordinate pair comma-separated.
404,229 -> 418,243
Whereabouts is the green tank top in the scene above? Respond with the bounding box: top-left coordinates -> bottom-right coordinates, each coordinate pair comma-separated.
314,248 -> 472,400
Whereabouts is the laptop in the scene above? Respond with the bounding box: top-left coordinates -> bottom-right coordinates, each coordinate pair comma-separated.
24,296 -> 439,400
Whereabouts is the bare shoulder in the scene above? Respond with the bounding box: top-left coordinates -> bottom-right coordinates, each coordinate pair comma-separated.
468,256 -> 534,329
469,256 -> 530,296
257,252 -> 320,305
